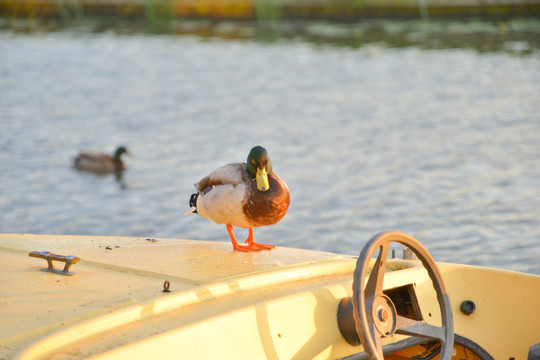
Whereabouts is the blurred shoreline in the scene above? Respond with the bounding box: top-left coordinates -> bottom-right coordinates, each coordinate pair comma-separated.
1,0 -> 539,22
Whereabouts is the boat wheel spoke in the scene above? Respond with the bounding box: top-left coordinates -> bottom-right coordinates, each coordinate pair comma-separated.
365,242 -> 389,298
396,316 -> 445,342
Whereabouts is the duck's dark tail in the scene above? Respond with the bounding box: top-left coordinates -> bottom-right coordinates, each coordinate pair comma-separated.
184,193 -> 198,215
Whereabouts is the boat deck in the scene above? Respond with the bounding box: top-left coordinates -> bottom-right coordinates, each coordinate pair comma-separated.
0,234 -> 358,359
2,234 -> 540,360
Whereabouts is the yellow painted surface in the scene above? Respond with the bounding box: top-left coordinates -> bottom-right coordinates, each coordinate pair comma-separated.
444,265 -> 540,359
1,234 -> 540,359
0,234 -> 357,359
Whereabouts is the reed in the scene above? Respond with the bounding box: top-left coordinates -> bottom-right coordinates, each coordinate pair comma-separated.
53,0 -> 85,21
143,0 -> 174,31
254,0 -> 282,22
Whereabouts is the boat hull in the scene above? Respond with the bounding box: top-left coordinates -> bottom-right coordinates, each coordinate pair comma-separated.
1,234 -> 539,359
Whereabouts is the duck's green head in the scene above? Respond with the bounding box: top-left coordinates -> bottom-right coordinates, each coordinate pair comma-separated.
246,146 -> 272,192
114,146 -> 130,160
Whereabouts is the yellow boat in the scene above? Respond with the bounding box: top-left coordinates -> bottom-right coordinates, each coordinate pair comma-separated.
1,231 -> 539,360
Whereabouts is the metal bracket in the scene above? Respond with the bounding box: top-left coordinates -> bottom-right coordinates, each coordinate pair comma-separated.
29,251 -> 80,276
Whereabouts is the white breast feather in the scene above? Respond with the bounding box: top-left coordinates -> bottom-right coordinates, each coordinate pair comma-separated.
197,183 -> 251,228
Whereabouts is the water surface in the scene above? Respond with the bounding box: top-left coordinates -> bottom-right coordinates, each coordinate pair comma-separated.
1,19 -> 539,274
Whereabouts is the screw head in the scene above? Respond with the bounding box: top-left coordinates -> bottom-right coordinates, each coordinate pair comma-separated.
378,309 -> 389,322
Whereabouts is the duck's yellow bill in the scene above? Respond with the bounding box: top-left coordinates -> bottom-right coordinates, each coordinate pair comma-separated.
256,167 -> 270,192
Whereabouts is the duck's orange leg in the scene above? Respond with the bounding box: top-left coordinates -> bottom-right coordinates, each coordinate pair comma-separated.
245,227 -> 275,251
226,224 -> 260,252
226,225 -> 274,252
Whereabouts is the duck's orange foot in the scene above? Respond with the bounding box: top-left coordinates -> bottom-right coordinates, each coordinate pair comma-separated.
244,240 -> 275,251
226,224 -> 275,252
232,243 -> 261,252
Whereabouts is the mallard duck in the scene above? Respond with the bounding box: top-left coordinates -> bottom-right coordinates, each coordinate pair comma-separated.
186,146 -> 290,252
73,146 -> 130,174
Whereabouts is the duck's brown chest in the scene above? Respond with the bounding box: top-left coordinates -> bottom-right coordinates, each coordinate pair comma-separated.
242,174 -> 290,227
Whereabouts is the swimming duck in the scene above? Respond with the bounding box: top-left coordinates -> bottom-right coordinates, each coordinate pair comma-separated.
186,146 -> 290,252
73,146 -> 130,174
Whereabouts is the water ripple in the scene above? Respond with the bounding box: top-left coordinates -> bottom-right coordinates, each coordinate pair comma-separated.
1,26 -> 539,274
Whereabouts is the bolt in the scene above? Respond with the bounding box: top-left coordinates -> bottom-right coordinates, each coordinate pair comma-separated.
378,309 -> 389,322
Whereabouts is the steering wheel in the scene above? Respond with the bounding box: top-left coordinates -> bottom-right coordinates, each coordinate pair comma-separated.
352,231 -> 454,360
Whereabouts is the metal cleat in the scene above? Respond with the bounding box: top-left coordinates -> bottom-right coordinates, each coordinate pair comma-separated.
29,251 -> 80,276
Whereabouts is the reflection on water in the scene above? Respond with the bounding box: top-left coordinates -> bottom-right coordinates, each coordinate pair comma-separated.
1,19 -> 539,274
